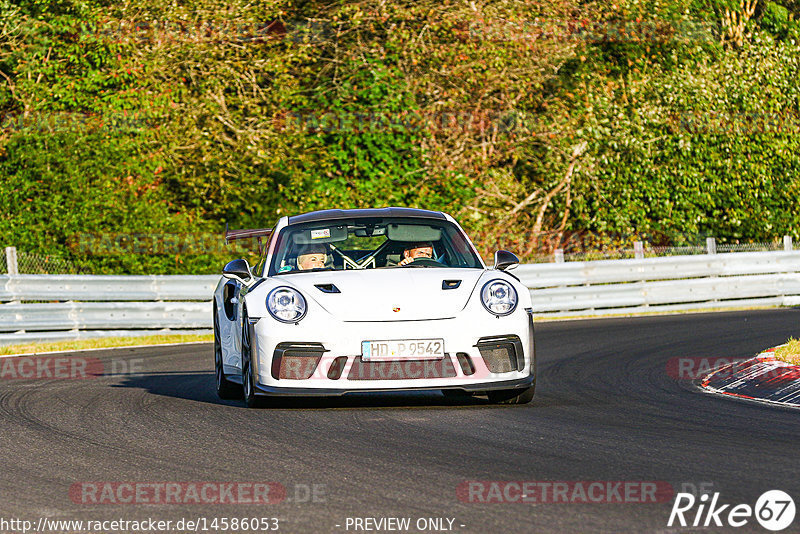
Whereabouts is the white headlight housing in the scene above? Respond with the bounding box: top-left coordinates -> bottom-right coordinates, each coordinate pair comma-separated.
481,279 -> 518,316
267,286 -> 307,323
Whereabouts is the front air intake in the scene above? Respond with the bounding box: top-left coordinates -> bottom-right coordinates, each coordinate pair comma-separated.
327,356 -> 348,380
455,352 -> 475,375
271,342 -> 326,380
475,336 -> 524,373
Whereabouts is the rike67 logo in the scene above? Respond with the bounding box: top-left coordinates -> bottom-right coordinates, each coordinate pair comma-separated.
669,490 -> 796,531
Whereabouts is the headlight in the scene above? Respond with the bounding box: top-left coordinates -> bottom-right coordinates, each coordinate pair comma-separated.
267,287 -> 307,323
481,279 -> 518,316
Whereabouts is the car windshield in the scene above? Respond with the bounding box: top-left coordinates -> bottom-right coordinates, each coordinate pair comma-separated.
268,218 -> 483,275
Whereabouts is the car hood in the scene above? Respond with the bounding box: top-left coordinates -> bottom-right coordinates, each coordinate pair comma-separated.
278,268 -> 485,322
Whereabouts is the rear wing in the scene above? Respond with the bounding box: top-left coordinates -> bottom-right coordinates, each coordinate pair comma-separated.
225,225 -> 273,254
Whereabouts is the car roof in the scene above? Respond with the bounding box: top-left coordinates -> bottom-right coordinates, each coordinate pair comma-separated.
287,207 -> 447,226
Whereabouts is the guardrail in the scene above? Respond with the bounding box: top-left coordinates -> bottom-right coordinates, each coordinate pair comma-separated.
0,275 -> 218,345
0,274 -> 218,302
515,250 -> 800,317
1,249 -> 799,345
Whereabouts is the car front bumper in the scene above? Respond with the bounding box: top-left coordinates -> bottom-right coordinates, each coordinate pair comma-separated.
247,308 -> 535,396
251,375 -> 534,397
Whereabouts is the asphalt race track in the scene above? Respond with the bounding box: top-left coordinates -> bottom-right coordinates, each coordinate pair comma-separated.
1,309 -> 798,534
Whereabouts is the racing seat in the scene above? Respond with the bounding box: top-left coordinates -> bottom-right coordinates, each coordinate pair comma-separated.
381,242 -> 408,267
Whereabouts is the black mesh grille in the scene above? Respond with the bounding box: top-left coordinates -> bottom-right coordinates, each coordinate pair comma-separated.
347,356 -> 457,380
279,352 -> 321,379
476,336 -> 523,373
272,342 -> 325,380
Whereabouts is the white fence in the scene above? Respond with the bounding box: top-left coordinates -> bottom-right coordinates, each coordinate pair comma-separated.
1,249 -> 800,345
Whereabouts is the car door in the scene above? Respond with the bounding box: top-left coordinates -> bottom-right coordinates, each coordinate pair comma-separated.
220,279 -> 243,372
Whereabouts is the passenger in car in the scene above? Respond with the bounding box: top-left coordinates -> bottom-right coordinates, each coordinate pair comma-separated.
297,243 -> 328,270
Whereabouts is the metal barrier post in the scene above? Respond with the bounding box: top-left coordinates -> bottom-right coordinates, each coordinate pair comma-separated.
634,241 -> 644,260
5,247 -> 18,275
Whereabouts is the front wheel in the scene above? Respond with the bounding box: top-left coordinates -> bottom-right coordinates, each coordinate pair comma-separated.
487,383 -> 535,405
241,308 -> 262,408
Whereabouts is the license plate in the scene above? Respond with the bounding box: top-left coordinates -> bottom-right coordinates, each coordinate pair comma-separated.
361,339 -> 445,361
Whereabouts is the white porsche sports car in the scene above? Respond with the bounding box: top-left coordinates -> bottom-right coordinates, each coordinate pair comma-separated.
213,207 -> 535,407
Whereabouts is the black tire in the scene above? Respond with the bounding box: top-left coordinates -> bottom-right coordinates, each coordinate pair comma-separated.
214,306 -> 239,400
487,383 -> 535,405
241,308 -> 262,408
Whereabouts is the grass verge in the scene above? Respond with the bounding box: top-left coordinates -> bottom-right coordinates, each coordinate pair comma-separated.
774,338 -> 800,365
0,334 -> 213,357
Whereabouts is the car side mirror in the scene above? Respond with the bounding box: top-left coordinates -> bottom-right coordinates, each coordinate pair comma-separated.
493,250 -> 519,271
222,258 -> 255,286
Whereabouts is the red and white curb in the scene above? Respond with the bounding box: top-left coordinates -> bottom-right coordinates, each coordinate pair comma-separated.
699,347 -> 800,409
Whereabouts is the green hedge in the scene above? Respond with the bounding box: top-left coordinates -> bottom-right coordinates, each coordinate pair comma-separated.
1,0 -> 799,272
